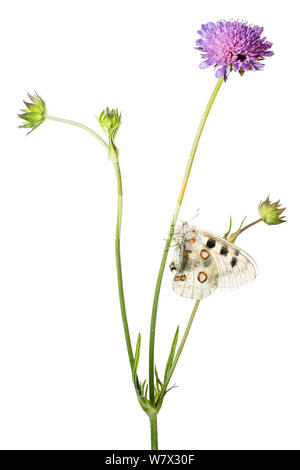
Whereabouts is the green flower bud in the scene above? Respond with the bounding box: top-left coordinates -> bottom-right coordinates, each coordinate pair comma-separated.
258,196 -> 286,225
99,108 -> 121,139
99,108 -> 121,163
18,91 -> 47,135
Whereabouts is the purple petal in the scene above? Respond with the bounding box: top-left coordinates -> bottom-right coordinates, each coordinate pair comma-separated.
215,65 -> 226,78
199,60 -> 211,69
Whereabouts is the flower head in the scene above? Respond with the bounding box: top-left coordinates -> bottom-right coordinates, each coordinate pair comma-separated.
258,196 -> 286,225
196,20 -> 274,79
18,91 -> 47,134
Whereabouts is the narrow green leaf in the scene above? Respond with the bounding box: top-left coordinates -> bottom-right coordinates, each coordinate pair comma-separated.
155,366 -> 163,391
224,215 -> 232,239
165,384 -> 178,394
141,379 -> 146,396
164,326 -> 179,382
132,333 -> 141,382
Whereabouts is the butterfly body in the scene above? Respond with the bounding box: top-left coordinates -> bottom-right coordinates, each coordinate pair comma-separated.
172,222 -> 194,271
169,222 -> 257,300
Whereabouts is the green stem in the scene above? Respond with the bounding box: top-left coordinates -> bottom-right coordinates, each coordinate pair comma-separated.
160,300 -> 200,399
113,161 -> 134,369
148,78 -> 224,405
45,114 -> 134,369
45,115 -> 108,151
149,415 -> 158,450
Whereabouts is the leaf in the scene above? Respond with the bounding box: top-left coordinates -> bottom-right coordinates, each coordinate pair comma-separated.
223,215 -> 232,239
155,366 -> 163,391
141,380 -> 146,396
132,333 -> 141,384
165,384 -> 178,395
164,326 -> 179,383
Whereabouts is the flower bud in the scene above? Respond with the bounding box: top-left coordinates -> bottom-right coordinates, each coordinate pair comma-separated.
99,108 -> 121,139
99,108 -> 121,163
18,91 -> 47,134
258,196 -> 286,225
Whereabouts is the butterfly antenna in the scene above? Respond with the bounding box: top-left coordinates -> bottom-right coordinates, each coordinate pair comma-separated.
189,208 -> 200,223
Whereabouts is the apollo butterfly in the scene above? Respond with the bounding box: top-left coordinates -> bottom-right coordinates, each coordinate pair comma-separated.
169,221 -> 257,299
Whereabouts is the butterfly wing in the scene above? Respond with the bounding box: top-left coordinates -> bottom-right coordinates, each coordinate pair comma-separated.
191,226 -> 258,289
171,242 -> 219,300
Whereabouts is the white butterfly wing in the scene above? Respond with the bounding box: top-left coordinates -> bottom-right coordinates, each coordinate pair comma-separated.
171,243 -> 219,300
191,227 -> 258,289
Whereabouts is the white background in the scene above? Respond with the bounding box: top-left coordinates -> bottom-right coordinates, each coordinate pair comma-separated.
0,0 -> 299,450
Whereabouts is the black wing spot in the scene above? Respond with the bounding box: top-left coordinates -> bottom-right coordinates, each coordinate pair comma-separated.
231,257 -> 238,268
206,238 -> 216,249
220,246 -> 228,256
234,249 -> 240,256
169,262 -> 176,272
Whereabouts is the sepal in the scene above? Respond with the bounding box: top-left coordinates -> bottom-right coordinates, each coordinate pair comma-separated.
18,91 -> 47,135
258,196 -> 286,225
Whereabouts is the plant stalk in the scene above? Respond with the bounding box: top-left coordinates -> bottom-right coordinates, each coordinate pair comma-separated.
148,78 -> 224,406
45,114 -> 134,369
149,414 -> 158,450
238,218 -> 262,235
45,115 -> 108,150
160,300 -> 200,399
114,161 -> 134,369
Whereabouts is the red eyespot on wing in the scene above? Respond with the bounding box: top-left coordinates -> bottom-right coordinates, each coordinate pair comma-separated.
174,276 -> 181,281
200,249 -> 209,260
198,271 -> 207,283
180,274 -> 187,281
187,232 -> 196,244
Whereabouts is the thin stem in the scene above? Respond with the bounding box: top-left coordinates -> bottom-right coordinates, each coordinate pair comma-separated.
160,301 -> 200,399
46,114 -> 134,368
45,115 -> 108,151
149,415 -> 158,450
238,218 -> 262,235
114,162 -> 134,369
148,78 -> 224,405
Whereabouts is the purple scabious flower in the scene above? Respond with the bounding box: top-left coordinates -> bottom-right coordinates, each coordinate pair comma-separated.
196,20 -> 274,79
